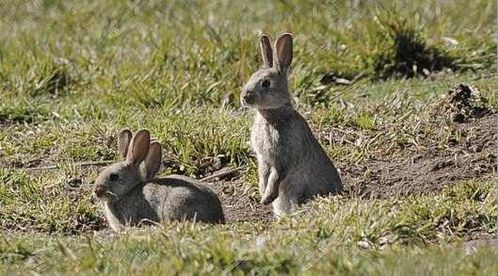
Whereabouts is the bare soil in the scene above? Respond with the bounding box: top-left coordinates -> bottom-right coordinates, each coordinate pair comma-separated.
343,113 -> 496,199
208,179 -> 273,223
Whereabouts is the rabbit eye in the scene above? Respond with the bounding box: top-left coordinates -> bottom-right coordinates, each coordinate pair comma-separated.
262,80 -> 271,88
109,173 -> 119,181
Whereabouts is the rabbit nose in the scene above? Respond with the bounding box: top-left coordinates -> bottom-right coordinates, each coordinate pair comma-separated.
94,186 -> 105,198
243,91 -> 255,102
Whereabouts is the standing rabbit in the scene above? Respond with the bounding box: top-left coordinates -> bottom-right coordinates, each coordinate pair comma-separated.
94,129 -> 225,231
241,33 -> 342,217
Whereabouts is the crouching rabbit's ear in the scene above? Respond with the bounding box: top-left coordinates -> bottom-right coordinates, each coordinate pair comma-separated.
127,129 -> 150,166
118,129 -> 132,160
141,140 -> 162,180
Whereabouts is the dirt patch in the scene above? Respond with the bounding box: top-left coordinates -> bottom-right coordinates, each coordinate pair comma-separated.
208,179 -> 273,223
342,113 -> 496,199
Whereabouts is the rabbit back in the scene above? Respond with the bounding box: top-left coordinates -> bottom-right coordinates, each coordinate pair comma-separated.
144,175 -> 225,223
104,175 -> 225,230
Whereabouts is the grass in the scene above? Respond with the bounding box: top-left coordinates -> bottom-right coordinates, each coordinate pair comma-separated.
0,0 -> 496,274
0,180 -> 496,274
2,233 -> 496,274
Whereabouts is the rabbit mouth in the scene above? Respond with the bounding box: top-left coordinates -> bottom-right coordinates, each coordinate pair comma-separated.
94,188 -> 117,201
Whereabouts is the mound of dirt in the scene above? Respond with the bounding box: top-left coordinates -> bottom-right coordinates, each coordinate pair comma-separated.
434,83 -> 492,123
343,113 -> 496,199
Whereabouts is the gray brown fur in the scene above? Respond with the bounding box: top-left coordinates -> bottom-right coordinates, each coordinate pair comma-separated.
94,129 -> 225,231
241,33 -> 342,217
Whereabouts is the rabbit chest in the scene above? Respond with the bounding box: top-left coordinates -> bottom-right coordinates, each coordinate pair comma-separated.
251,114 -> 289,163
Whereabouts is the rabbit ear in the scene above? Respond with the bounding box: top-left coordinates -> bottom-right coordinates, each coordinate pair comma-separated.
118,129 -> 132,160
127,129 -> 150,166
260,34 -> 273,68
274,33 -> 293,72
143,141 -> 162,179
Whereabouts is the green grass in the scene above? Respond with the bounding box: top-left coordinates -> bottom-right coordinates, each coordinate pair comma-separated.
0,180 -> 496,274
1,235 -> 497,274
0,0 -> 496,274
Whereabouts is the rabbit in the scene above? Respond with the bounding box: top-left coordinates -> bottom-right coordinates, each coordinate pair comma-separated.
94,129 -> 225,232
240,33 -> 343,218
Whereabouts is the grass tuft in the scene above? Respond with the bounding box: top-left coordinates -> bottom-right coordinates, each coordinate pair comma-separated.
370,17 -> 459,79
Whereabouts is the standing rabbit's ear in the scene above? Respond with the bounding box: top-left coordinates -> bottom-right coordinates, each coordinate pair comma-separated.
127,129 -> 150,166
143,141 -> 162,180
260,34 -> 273,68
274,33 -> 293,73
118,129 -> 132,160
